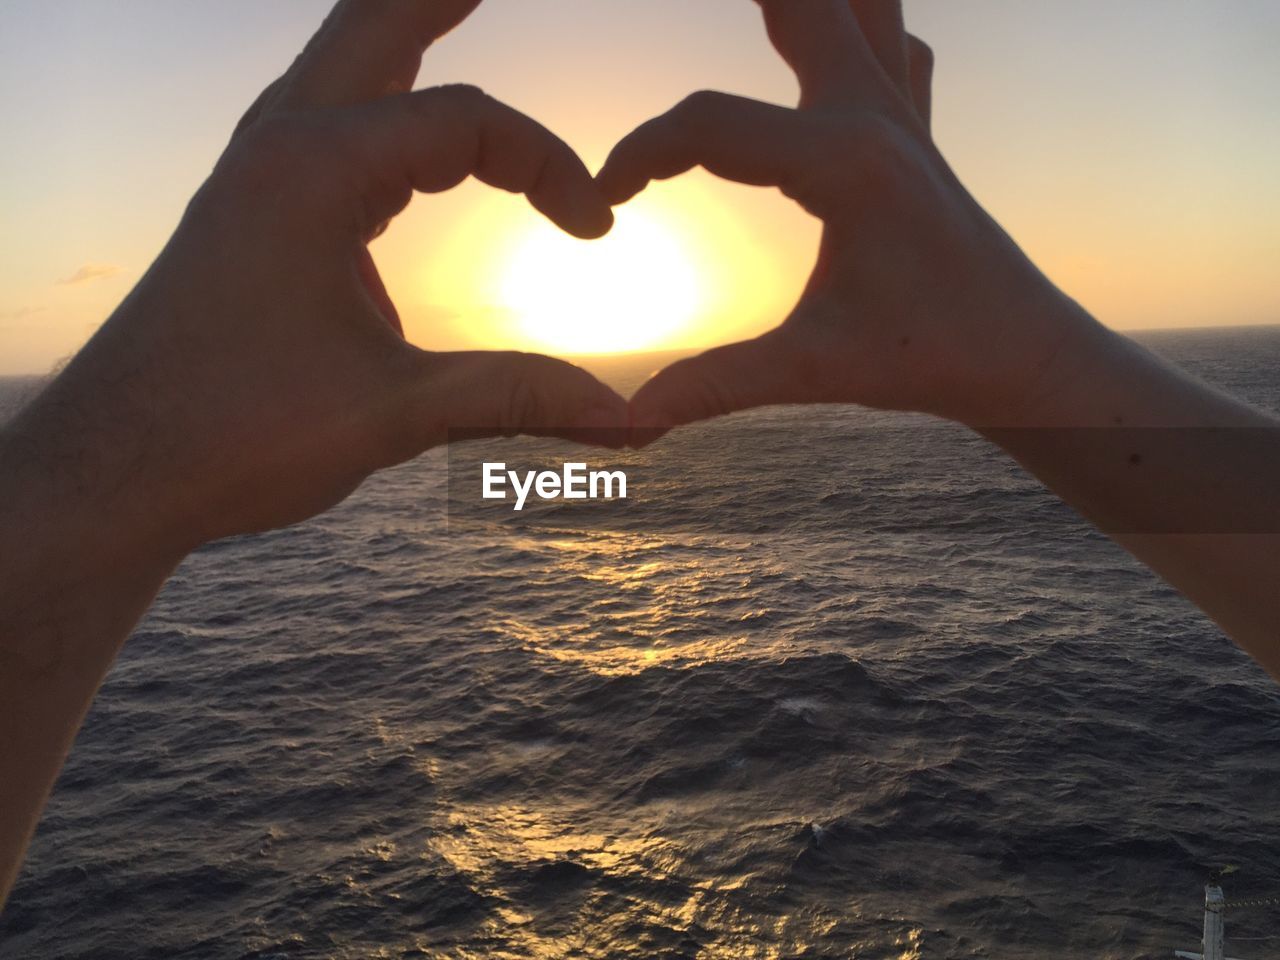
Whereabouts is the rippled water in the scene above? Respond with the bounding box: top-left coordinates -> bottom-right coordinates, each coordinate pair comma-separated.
3,327 -> 1280,959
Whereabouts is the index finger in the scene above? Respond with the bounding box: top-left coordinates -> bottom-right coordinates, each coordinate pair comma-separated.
596,92 -> 821,210
848,0 -> 910,91
343,86 -> 615,240
756,0 -> 884,108
281,0 -> 484,109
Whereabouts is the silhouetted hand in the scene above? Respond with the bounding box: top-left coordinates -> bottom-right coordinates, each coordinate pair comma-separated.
601,0 -> 1280,669
0,1 -> 631,900
30,0 -> 625,552
600,0 -> 1106,441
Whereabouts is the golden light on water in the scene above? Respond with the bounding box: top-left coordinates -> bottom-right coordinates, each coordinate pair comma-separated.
497,207 -> 704,355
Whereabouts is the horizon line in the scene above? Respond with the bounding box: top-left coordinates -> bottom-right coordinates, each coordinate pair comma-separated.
1,320 -> 1278,379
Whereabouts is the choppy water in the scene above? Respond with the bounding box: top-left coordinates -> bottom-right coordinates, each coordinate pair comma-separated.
3,327 -> 1280,959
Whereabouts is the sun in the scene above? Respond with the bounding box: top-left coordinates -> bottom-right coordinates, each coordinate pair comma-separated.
494,206 -> 704,355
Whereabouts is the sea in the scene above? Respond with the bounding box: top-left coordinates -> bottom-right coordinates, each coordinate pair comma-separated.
2,326 -> 1279,960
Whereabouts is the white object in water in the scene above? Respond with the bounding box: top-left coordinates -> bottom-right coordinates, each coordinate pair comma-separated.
1173,884 -> 1245,960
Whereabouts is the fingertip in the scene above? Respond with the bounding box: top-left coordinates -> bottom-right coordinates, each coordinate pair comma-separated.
570,200 -> 615,240
592,179 -> 625,208
627,415 -> 674,449
627,388 -> 676,449
529,190 -> 611,240
569,390 -> 629,449
627,426 -> 672,451
531,157 -> 616,238
586,390 -> 629,426
561,147 -> 617,237
603,181 -> 642,208
594,155 -> 644,208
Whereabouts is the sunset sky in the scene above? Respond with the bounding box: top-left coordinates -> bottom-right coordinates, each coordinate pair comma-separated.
1,0 -> 1278,374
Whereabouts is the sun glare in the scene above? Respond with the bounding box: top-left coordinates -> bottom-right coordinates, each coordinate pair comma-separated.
396,175 -> 809,357
496,208 -> 704,355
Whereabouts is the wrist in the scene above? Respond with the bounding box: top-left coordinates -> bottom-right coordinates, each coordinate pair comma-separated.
913,202 -> 1126,431
0,453 -> 182,682
966,294 -> 1122,429
960,293 -> 1272,431
0,356 -> 197,584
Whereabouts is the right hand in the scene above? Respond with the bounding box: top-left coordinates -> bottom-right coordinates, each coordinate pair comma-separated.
600,0 -> 1110,441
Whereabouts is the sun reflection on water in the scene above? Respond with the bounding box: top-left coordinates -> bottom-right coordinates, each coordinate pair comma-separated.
489,533 -> 775,677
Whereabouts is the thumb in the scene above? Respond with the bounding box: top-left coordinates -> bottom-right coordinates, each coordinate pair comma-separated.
628,329 -> 803,448
398,350 -> 629,453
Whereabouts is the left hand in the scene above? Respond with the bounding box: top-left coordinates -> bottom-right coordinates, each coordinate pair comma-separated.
15,0 -> 628,556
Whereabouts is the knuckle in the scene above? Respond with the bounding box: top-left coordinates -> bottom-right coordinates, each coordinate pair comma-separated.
205,113 -> 353,225
909,36 -> 936,70
231,76 -> 285,141
222,115 -> 318,189
676,89 -> 727,121
387,350 -> 448,455
838,113 -> 914,195
412,84 -> 493,137
242,115 -> 307,163
334,0 -> 430,44
670,90 -> 734,134
434,82 -> 490,109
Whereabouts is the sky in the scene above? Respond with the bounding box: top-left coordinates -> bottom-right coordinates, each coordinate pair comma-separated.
0,0 -> 1278,374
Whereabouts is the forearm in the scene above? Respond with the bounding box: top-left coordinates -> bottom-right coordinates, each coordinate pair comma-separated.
0,368 -> 188,905
976,300 -> 1280,676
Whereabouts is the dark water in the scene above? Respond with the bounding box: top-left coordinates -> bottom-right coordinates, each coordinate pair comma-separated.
3,327 -> 1280,959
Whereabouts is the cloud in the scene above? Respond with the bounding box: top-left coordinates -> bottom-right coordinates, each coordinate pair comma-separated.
0,306 -> 46,322
415,304 -> 464,325
58,263 -> 122,286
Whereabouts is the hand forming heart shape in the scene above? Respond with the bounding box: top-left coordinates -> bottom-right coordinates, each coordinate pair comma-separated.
6,7 -> 1278,908
604,0 -> 1094,446
225,0 -> 1088,472
49,0 -> 1104,552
